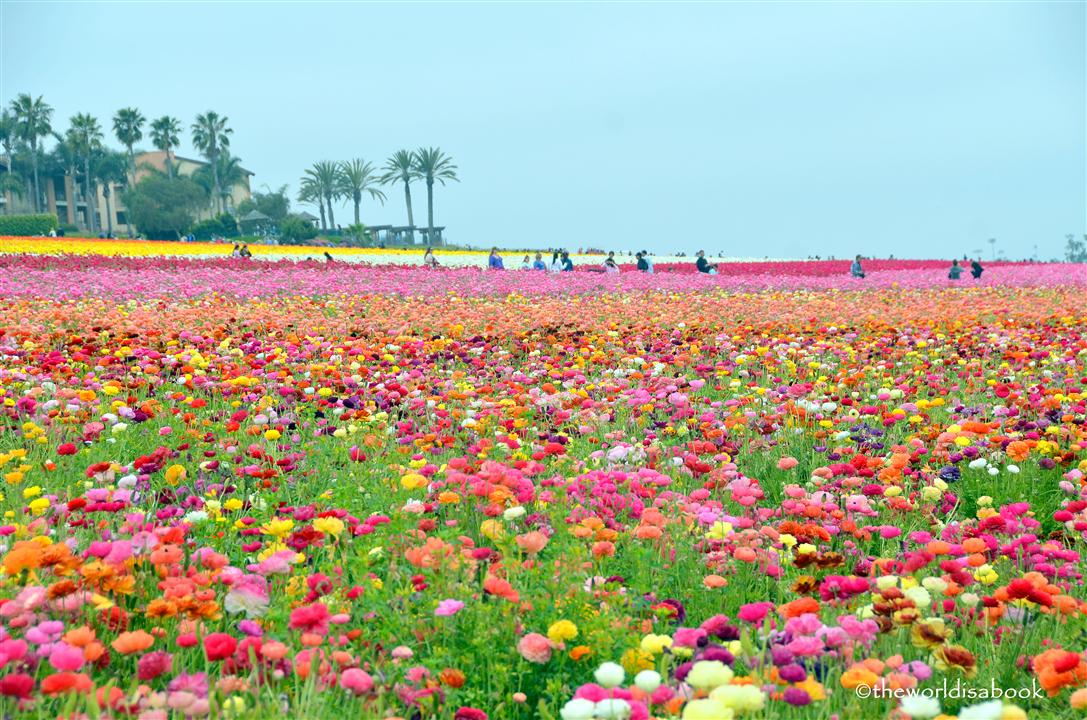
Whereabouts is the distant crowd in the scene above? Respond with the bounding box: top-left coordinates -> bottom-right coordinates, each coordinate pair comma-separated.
849,255 -> 984,280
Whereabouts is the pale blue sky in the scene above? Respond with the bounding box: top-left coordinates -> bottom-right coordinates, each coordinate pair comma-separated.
2,1 -> 1084,258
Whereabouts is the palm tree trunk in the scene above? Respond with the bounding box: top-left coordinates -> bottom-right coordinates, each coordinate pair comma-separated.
426,179 -> 435,245
30,142 -> 40,213
353,195 -> 360,226
325,194 -> 336,229
83,158 -> 97,233
212,152 -> 222,215
404,181 -> 415,243
166,148 -> 174,178
318,199 -> 326,231
104,186 -> 114,237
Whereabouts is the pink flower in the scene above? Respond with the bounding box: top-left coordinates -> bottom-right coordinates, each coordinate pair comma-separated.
737,601 -> 775,624
517,633 -> 553,664
340,668 -> 374,695
435,599 -> 465,616
288,603 -> 330,635
48,642 -> 85,672
777,456 -> 799,470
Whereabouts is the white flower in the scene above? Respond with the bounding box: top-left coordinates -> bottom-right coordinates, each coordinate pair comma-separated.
709,683 -> 766,711
594,699 -> 631,719
594,662 -> 625,688
503,506 -> 526,521
987,467 -> 999,476
900,694 -> 941,718
559,698 -> 596,720
634,670 -> 662,693
968,458 -> 988,470
957,700 -> 1003,720
1006,464 -> 1020,474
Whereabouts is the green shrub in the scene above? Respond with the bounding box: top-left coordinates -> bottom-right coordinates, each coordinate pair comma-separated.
280,216 -> 318,244
0,214 -> 59,236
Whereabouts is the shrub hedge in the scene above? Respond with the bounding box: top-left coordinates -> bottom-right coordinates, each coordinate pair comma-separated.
0,214 -> 59,236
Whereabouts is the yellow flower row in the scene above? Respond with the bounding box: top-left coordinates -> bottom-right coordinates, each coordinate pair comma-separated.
0,236 -> 489,258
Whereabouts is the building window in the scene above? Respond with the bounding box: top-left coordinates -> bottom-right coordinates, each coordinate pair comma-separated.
115,211 -> 127,226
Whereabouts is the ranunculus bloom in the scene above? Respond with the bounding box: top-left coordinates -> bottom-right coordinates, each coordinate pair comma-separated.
203,632 -> 237,661
517,633 -> 553,664
340,668 -> 374,695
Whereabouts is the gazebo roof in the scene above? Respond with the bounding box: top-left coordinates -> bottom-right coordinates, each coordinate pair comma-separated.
240,209 -> 271,222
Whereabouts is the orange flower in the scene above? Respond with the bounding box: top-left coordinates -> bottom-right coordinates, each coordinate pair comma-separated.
1007,441 -> 1031,461
840,665 -> 880,690
569,645 -> 592,661
1034,649 -> 1087,696
111,630 -> 154,655
3,541 -> 43,575
41,672 -> 93,695
779,596 -> 821,618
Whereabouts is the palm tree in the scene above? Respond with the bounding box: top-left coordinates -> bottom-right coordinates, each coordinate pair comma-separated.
149,116 -> 181,178
337,159 -> 386,226
93,150 -> 127,238
412,147 -> 458,245
9,94 -> 53,212
298,178 -> 326,231
112,107 -> 145,186
49,132 -> 80,223
67,113 -> 104,233
191,111 -> 232,213
381,149 -> 418,242
194,153 -> 246,213
0,111 -> 21,214
304,161 -> 340,229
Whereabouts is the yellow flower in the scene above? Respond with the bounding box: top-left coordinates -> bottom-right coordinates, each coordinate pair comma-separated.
264,429 -> 281,441
313,517 -> 345,537
22,486 -> 41,499
682,699 -> 734,720
480,519 -> 505,540
704,521 -> 733,540
639,633 -> 673,655
164,465 -> 186,486
261,518 -> 294,538
401,473 -> 427,490
28,498 -> 50,515
547,620 -> 578,644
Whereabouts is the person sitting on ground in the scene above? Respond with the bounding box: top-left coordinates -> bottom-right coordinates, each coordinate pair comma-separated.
850,254 -> 865,279
520,254 -> 532,270
636,252 -> 649,272
604,251 -> 620,274
971,258 -> 984,279
423,247 -> 439,267
695,250 -> 717,274
561,252 -> 574,272
643,251 -> 655,274
241,244 -> 253,258
231,244 -> 241,258
532,252 -> 547,271
324,252 -> 335,263
488,248 -> 504,270
550,251 -> 564,273
948,259 -> 963,280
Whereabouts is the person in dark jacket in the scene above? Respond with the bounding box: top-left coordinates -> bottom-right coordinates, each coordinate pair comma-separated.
696,250 -> 716,274
636,252 -> 649,272
561,252 -> 574,271
970,259 -> 984,279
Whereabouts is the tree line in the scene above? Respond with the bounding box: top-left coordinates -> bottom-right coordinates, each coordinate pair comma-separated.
299,147 -> 458,242
1,93 -> 241,235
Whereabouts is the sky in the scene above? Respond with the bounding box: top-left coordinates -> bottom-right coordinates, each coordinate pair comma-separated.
1,1 -> 1084,259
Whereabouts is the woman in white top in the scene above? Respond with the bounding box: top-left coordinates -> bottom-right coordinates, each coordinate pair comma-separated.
520,255 -> 531,270
423,248 -> 439,267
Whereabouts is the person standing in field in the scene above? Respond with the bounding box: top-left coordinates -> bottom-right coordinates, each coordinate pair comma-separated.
850,255 -> 865,278
971,259 -> 984,279
520,255 -> 532,270
948,259 -> 963,280
488,248 -> 504,270
532,253 -> 547,270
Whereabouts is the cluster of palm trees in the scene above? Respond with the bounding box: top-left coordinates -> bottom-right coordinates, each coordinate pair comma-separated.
299,147 -> 458,242
1,93 -> 242,232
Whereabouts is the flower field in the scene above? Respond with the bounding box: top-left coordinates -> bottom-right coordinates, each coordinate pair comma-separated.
0,249 -> 1085,720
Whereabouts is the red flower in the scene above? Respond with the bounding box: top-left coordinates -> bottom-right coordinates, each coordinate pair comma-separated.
57,443 -> 77,456
40,672 -> 93,695
0,672 -> 34,699
203,632 -> 237,661
288,602 -> 330,635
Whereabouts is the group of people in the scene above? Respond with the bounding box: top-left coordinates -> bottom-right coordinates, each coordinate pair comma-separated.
850,255 -> 984,280
230,244 -> 253,258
